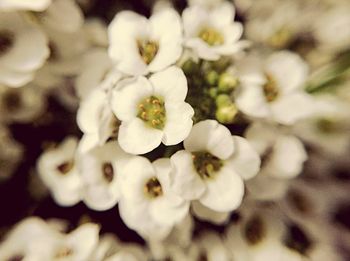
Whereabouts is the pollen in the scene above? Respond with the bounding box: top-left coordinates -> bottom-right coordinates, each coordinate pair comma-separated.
144,177 -> 163,198
263,73 -> 279,102
137,39 -> 159,64
198,27 -> 224,46
137,96 -> 166,130
192,151 -> 223,179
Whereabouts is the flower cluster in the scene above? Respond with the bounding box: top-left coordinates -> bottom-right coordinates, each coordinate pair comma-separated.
1,0 -> 350,260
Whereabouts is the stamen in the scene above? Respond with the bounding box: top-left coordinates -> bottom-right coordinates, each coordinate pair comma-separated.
198,27 -> 224,46
137,96 -> 166,130
144,177 -> 163,198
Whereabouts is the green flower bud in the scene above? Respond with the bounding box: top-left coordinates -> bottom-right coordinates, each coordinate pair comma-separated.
182,59 -> 198,75
216,103 -> 238,124
205,70 -> 219,85
208,87 -> 218,98
215,94 -> 232,107
218,73 -> 239,93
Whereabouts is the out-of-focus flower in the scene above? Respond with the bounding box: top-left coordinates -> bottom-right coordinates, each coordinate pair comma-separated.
0,12 -> 49,87
79,141 -> 131,211
183,2 -> 247,61
245,122 -> 307,200
236,51 -> 315,125
170,120 -> 260,212
111,66 -> 194,154
108,8 -> 182,76
0,125 -> 23,181
0,83 -> 46,123
118,156 -> 189,240
37,136 -> 82,206
0,0 -> 51,11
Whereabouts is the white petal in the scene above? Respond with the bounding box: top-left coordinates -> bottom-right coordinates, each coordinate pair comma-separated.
149,66 -> 188,102
118,156 -> 155,203
271,92 -> 316,125
108,11 -> 150,75
184,120 -> 234,160
182,5 -> 208,38
244,122 -> 277,155
185,38 -> 220,61
0,66 -> 34,87
265,135 -> 307,179
265,51 -> 308,93
227,136 -> 261,180
162,102 -> 194,145
148,9 -> 183,72
191,201 -> 230,225
77,133 -> 99,154
199,166 -> 244,212
220,22 -> 243,46
150,197 -> 190,226
210,2 -> 235,28
169,150 -> 206,200
235,83 -> 270,118
77,88 -> 106,133
111,77 -> 153,122
118,118 -> 163,154
83,184 -> 119,211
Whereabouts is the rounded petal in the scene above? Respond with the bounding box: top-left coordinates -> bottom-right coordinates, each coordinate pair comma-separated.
83,184 -> 119,211
227,136 -> 261,180
271,92 -> 316,125
118,118 -> 163,154
184,120 -> 234,160
169,150 -> 206,200
210,2 -> 235,28
148,9 -> 183,72
111,77 -> 153,122
162,102 -> 194,145
235,84 -> 270,118
182,5 -> 208,38
149,66 -> 188,102
244,122 -> 277,155
265,135 -> 307,179
77,88 -> 106,133
199,166 -> 244,212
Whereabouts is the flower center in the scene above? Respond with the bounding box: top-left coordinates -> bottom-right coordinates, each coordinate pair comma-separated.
102,162 -> 114,183
137,96 -> 166,130
56,161 -> 74,175
198,27 -> 224,46
137,39 -> 159,64
263,74 -> 279,102
2,90 -> 21,113
144,177 -> 163,198
192,151 -> 223,180
268,27 -> 293,49
244,215 -> 265,245
316,118 -> 339,133
0,30 -> 14,57
55,247 -> 74,258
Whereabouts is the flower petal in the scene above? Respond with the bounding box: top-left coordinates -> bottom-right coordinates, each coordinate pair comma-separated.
199,166 -> 244,212
184,120 -> 234,160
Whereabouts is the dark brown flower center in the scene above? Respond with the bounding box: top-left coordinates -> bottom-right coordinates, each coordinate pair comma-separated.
0,30 -> 14,57
192,151 -> 223,180
144,177 -> 163,198
57,161 -> 74,175
244,215 -> 265,245
102,162 -> 114,183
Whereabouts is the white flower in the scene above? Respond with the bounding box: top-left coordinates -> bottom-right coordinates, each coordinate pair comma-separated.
236,51 -> 316,125
196,231 -> 231,261
0,83 -> 46,124
0,12 -> 49,87
293,95 -> 350,156
191,201 -> 230,225
79,141 -> 131,211
245,122 -> 307,200
118,156 -> 190,240
37,137 -> 82,206
36,0 -> 84,33
0,125 -> 23,181
108,8 -> 182,76
0,0 -> 51,11
170,120 -> 260,212
111,66 -> 194,154
182,2 -> 247,61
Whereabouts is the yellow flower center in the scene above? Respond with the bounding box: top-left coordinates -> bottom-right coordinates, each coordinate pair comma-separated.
198,27 -> 224,46
263,74 -> 279,102
0,30 -> 14,57
137,39 -> 159,64
144,177 -> 163,198
137,96 -> 166,130
192,151 -> 223,180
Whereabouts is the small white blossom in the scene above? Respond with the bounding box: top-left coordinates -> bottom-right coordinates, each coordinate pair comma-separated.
37,137 -> 82,206
0,12 -> 49,87
79,141 -> 131,211
118,156 -> 190,240
111,66 -> 194,154
183,2 -> 247,61
236,51 -> 316,125
170,120 -> 260,212
108,8 -> 182,76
